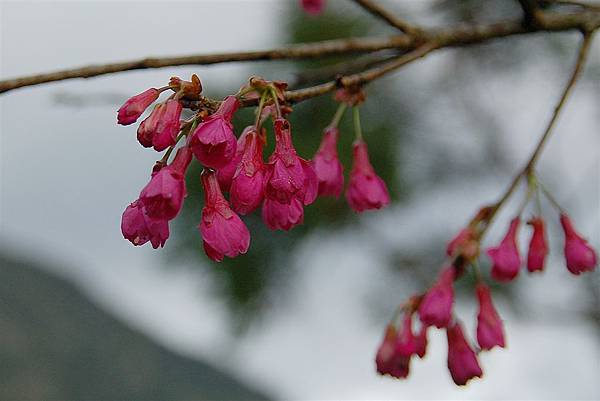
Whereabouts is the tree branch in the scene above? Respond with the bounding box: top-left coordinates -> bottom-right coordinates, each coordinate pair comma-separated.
351,0 -> 422,35
516,0 -> 544,26
0,9 -> 599,95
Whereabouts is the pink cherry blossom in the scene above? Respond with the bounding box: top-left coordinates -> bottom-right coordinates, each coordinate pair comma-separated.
230,127 -> 266,215
117,88 -> 159,125
139,147 -> 191,220
375,325 -> 411,379
476,283 -> 505,350
199,170 -> 250,262
217,126 -> 253,192
137,99 -> 182,151
487,217 -> 521,282
560,213 -> 597,275
346,139 -> 390,212
121,200 -> 169,249
312,126 -> 344,197
527,217 -> 548,273
261,197 -> 304,231
189,96 -> 239,169
418,266 -> 455,328
446,320 -> 483,386
446,227 -> 479,261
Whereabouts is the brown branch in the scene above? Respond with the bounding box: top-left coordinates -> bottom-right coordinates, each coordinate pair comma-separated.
479,30 -> 595,238
351,0 -> 422,36
517,0 -> 544,26
1,9 -> 599,95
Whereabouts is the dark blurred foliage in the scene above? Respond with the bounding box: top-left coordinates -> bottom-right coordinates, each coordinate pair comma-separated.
169,1 -> 599,330
0,252 -> 270,400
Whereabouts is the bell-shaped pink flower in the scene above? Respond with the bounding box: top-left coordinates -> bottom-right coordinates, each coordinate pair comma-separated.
262,197 -> 304,231
487,217 -> 521,282
189,96 -> 239,169
217,126 -> 252,192
117,88 -> 159,125
312,126 -> 344,197
560,214 -> 597,275
418,266 -> 455,328
447,227 -> 479,261
139,146 -> 192,220
300,0 -> 325,15
476,283 -> 505,350
137,99 -> 182,151
375,325 -> 411,379
446,320 -> 483,386
346,140 -> 390,212
265,118 -> 318,206
199,170 -> 250,262
121,200 -> 169,249
527,217 -> 548,273
230,128 -> 266,215
414,325 -> 428,358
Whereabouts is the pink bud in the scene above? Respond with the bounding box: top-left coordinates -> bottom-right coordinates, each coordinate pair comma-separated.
137,100 -> 182,151
121,200 -> 169,249
230,128 -> 266,215
527,217 -> 548,273
446,320 -> 483,386
476,283 -> 505,350
139,147 -> 191,220
199,170 -> 250,262
487,217 -> 521,282
447,227 -> 479,261
560,214 -> 597,275
346,140 -> 390,212
217,126 -> 253,192
414,325 -> 428,358
418,267 -> 455,328
117,88 -> 159,125
189,96 -> 239,169
300,0 -> 325,15
375,325 -> 411,379
312,126 -> 344,197
264,118 -> 318,206
261,197 -> 304,231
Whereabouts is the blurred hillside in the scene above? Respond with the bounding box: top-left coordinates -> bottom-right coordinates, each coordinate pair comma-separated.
0,252 -> 269,401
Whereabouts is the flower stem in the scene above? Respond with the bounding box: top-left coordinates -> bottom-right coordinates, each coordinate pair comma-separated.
352,106 -> 363,141
330,103 -> 347,127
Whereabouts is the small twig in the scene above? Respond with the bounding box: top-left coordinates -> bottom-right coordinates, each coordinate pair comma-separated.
351,0 -> 422,36
1,10 -> 599,94
478,31 -> 594,238
517,0 -> 544,26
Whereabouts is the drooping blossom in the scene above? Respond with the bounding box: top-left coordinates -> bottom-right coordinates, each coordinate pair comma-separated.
560,213 -> 597,275
137,99 -> 182,151
139,146 -> 192,220
230,127 -> 266,215
413,325 -> 428,358
418,266 -> 455,328
217,126 -> 253,192
312,126 -> 344,197
264,118 -> 318,206
189,96 -> 239,169
262,197 -> 304,231
447,227 -> 479,262
199,169 -> 250,262
121,200 -> 169,249
527,217 -> 548,273
376,325 -> 409,379
346,139 -> 390,212
300,0 -> 325,15
262,119 -> 317,230
476,283 -> 505,350
487,217 -> 521,282
446,320 -> 483,386
117,88 -> 160,125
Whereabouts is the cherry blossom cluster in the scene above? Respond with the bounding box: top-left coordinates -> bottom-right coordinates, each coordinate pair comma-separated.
117,75 -> 390,261
376,176 -> 597,385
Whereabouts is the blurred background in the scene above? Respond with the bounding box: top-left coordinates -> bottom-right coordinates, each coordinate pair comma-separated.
1,0 -> 599,399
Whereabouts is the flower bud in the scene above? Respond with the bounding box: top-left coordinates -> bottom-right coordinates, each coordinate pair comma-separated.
312,126 -> 344,197
121,200 -> 169,249
230,128 -> 266,215
217,126 -> 253,192
560,214 -> 597,275
346,140 -> 390,212
446,320 -> 483,386
261,197 -> 304,231
117,88 -> 159,125
476,283 -> 505,350
487,217 -> 521,282
375,325 -> 411,379
418,267 -> 455,328
527,217 -> 548,273
137,100 -> 182,151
